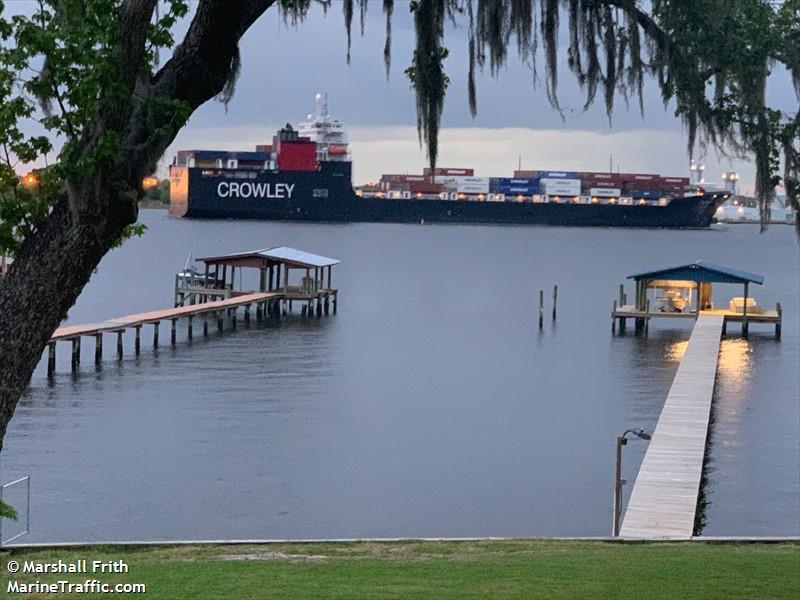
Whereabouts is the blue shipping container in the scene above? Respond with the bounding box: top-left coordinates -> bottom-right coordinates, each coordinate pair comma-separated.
629,190 -> 661,198
539,171 -> 578,179
490,177 -> 539,192
499,186 -> 540,195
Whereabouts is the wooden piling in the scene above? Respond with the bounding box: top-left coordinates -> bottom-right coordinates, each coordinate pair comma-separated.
538,290 -> 544,329
153,321 -> 160,347
171,318 -> 177,345
552,285 -> 558,321
95,333 -> 103,365
47,342 -> 56,377
188,315 -> 193,340
776,302 -> 782,339
203,313 -> 208,336
333,293 -> 338,314
135,325 -> 141,354
217,312 -> 223,332
612,300 -> 617,334
645,300 -> 650,334
71,338 -> 80,371
244,304 -> 251,323
619,284 -> 624,307
117,331 -> 123,359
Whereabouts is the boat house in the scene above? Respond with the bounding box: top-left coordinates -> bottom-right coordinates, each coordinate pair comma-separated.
177,246 -> 340,317
612,260 -> 781,337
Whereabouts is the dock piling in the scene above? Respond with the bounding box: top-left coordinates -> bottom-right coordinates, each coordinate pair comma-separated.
170,318 -> 177,345
538,290 -> 544,329
244,304 -> 251,324
776,302 -> 782,339
188,315 -> 193,340
612,300 -> 617,334
47,342 -> 56,377
135,325 -> 141,354
153,322 -> 160,347
619,284 -> 624,307
552,285 -> 558,321
71,338 -> 80,371
116,331 -> 123,359
94,333 -> 103,365
217,312 -> 223,333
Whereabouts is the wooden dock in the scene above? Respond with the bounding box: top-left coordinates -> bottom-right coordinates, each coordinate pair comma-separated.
45,291 -> 323,376
619,314 -> 725,539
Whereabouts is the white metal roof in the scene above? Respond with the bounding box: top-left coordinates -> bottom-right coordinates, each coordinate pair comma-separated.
260,246 -> 340,268
197,246 -> 339,269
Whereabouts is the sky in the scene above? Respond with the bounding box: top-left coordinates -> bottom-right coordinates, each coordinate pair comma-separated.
8,1 -> 799,192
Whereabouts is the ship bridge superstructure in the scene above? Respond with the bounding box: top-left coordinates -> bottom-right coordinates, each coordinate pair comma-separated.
298,93 -> 350,163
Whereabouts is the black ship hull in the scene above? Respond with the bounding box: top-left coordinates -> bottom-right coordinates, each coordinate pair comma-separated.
170,163 -> 724,228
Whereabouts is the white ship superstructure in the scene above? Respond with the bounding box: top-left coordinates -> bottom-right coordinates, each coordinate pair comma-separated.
298,93 -> 350,163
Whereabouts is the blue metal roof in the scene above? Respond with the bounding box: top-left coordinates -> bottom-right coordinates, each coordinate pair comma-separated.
627,260 -> 764,285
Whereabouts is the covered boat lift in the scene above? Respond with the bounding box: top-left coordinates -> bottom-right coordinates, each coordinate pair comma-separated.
178,246 -> 340,317
611,260 -> 781,337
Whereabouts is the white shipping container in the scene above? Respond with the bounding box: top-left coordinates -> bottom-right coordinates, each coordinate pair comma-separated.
589,187 -> 622,197
457,181 -> 490,193
540,178 -> 581,192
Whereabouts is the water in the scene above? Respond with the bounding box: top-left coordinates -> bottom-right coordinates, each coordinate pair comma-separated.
2,211 -> 798,542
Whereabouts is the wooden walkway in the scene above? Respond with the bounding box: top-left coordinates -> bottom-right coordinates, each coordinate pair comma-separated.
46,292 -> 291,376
51,292 -> 281,341
619,314 -> 725,539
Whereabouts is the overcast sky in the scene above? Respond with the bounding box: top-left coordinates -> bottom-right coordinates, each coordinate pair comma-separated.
9,1 -> 799,192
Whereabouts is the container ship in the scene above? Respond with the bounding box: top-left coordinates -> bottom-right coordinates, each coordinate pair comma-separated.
169,95 -> 728,228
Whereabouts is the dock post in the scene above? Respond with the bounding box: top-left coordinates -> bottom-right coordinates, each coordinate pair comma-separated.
776,302 -> 782,339
619,284 -> 624,307
47,342 -> 56,377
538,290 -> 544,329
324,295 -> 330,315
231,309 -> 237,329
94,333 -> 103,365
116,331 -> 123,359
742,282 -> 749,338
256,303 -> 262,321
153,322 -> 160,347
722,319 -> 727,336
135,325 -> 141,354
552,285 -> 558,321
203,313 -> 209,337
622,292 -> 627,306
188,316 -> 193,340
645,300 -> 650,334
316,296 -> 322,317
170,318 -> 177,345
244,304 -> 251,324
333,293 -> 338,314
612,300 -> 617,334
217,311 -> 223,332
71,338 -> 80,371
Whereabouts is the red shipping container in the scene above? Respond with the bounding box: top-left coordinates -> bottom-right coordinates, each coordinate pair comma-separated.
381,174 -> 427,182
276,141 -> 316,171
513,170 -> 538,178
410,181 -> 443,194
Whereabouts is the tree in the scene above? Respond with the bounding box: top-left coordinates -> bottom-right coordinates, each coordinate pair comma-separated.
0,0 -> 797,469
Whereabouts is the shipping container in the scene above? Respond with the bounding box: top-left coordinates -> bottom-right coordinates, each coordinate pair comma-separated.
589,187 -> 622,197
513,170 -> 538,178
629,190 -> 663,198
409,181 -> 444,194
423,167 -> 475,177
539,171 -> 579,179
540,178 -> 581,194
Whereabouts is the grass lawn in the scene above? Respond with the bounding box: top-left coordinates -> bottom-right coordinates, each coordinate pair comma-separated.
2,540 -> 799,599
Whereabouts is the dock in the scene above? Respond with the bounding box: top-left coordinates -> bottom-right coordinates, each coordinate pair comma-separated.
619,314 -> 725,539
45,246 -> 341,376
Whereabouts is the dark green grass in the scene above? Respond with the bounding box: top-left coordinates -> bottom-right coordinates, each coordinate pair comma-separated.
3,540 -> 799,599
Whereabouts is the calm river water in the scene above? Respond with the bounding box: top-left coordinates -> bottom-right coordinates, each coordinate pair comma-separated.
2,211 -> 798,542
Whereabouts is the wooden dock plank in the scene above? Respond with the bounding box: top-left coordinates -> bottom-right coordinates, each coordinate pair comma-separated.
619,313 -> 725,539
51,292 -> 281,341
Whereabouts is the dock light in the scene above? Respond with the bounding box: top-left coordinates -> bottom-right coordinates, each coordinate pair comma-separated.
142,176 -> 158,189
22,171 -> 39,187
613,428 -> 651,537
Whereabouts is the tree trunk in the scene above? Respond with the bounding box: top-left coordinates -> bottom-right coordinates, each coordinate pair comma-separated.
0,196 -> 134,452
0,0 -> 276,454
